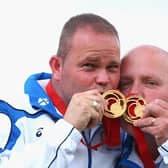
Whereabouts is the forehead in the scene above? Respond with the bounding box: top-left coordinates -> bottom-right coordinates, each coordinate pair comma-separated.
66,27 -> 120,61
73,27 -> 119,48
121,50 -> 168,77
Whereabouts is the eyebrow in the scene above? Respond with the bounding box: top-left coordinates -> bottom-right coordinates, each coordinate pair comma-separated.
85,56 -> 100,62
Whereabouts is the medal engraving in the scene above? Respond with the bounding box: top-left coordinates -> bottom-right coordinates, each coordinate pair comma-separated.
102,90 -> 127,118
124,95 -> 146,123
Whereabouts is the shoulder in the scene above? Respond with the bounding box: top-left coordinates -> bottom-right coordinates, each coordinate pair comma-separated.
0,99 -> 26,150
0,112 -> 11,149
0,99 -> 26,120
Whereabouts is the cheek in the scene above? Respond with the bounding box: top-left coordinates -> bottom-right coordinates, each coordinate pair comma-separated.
110,74 -> 120,89
144,91 -> 166,103
154,89 -> 168,102
62,69 -> 93,87
75,73 -> 95,85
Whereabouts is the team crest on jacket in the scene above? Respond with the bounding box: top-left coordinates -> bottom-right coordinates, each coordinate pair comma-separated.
0,113 -> 11,149
38,98 -> 49,106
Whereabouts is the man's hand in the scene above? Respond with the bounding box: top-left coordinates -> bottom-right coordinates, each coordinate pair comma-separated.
133,99 -> 168,146
64,89 -> 105,132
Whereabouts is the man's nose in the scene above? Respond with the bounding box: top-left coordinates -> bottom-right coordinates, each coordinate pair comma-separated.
96,70 -> 110,84
129,82 -> 142,95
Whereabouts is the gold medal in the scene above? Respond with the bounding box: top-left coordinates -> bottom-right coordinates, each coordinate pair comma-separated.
102,90 -> 127,118
123,95 -> 146,124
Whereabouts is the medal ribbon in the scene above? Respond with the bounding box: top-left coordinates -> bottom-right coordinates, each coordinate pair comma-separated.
125,94 -> 156,168
133,126 -> 156,168
46,80 -> 120,149
102,116 -> 120,147
46,80 -> 67,114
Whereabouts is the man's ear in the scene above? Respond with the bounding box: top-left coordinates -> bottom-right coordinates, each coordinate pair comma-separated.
49,55 -> 62,80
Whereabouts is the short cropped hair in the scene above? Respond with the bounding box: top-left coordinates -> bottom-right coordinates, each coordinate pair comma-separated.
56,13 -> 119,60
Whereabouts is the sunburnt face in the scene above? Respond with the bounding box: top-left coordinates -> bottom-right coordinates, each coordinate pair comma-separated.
57,28 -> 120,103
119,48 -> 168,103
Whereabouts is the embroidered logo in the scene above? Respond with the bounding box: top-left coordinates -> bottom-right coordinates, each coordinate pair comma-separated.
38,98 -> 49,106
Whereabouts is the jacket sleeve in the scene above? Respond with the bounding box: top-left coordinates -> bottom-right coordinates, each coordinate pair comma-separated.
0,113 -> 11,150
158,140 -> 168,166
0,119 -> 82,168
